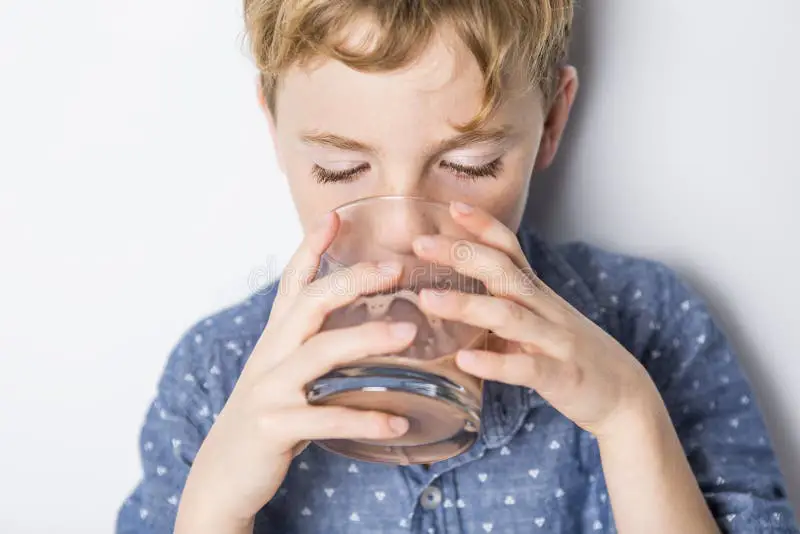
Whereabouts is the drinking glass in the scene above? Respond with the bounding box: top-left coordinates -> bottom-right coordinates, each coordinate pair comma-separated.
306,196 -> 488,465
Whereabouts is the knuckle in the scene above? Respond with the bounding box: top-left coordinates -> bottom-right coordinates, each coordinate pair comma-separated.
549,307 -> 572,325
523,354 -> 539,378
255,411 -> 281,434
499,356 -> 517,378
503,299 -> 525,322
555,329 -> 579,357
455,296 -> 481,325
562,362 -> 584,388
251,381 -> 286,409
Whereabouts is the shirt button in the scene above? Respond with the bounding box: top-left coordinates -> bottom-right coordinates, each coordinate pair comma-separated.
420,486 -> 443,510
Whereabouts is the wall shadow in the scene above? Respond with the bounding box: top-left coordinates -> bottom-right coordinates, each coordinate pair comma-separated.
524,1 -> 597,234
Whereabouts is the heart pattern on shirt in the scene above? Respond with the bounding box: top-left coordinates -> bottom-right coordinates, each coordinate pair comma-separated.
138,254 -> 770,533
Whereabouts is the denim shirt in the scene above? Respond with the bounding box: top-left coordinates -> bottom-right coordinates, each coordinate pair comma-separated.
117,228 -> 798,534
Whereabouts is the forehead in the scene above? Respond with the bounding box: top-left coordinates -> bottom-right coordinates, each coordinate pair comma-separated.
276,30 -> 486,131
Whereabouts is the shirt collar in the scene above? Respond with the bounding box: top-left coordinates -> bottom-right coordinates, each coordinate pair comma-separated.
479,227 -> 602,449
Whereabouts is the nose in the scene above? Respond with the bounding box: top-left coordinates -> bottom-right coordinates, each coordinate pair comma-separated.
375,199 -> 439,255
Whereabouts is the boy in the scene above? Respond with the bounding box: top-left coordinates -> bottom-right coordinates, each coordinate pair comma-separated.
117,1 -> 798,532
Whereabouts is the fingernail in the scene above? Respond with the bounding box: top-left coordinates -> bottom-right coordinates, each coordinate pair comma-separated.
377,261 -> 402,275
414,236 -> 436,252
389,416 -> 409,435
452,201 -> 474,215
390,322 -> 417,339
457,350 -> 478,365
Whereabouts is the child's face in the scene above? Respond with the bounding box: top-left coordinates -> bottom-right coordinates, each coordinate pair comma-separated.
260,28 -> 577,233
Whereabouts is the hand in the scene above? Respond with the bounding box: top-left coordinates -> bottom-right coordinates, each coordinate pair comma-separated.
413,202 -> 658,438
175,213 -> 415,533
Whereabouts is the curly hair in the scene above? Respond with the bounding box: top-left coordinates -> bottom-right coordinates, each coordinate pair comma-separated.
243,0 -> 573,130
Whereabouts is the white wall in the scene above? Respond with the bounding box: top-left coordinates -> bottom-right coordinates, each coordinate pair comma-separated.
527,0 -> 800,506
0,1 -> 797,532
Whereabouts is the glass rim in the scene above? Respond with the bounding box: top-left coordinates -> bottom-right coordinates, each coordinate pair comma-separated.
328,195 -> 451,215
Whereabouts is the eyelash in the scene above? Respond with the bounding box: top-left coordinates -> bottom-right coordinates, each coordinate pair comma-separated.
312,158 -> 504,184
312,164 -> 369,184
440,158 -> 503,181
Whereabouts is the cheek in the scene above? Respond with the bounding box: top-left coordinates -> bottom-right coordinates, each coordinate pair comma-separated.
284,161 -> 369,233
458,158 -> 534,232
484,179 -> 530,231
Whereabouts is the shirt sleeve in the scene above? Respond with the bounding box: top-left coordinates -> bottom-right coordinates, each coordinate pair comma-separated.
115,329 -> 221,534
637,268 -> 799,533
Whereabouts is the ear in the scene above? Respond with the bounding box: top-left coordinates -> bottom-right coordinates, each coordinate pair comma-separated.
534,66 -> 579,172
257,76 -> 286,172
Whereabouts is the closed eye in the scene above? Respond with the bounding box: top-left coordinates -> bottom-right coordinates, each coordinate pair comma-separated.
312,163 -> 370,184
440,158 -> 503,180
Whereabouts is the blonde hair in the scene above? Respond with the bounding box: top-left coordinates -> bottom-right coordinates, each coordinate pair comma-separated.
243,0 -> 573,130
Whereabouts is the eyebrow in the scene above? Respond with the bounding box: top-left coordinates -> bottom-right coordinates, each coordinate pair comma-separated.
300,126 -> 513,156
300,132 -> 375,153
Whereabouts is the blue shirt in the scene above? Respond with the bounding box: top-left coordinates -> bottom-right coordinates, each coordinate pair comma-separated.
117,228 -> 798,533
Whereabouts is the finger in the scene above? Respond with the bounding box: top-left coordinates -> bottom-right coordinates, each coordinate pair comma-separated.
274,406 -> 409,446
449,201 -> 529,270
270,212 -> 339,322
449,204 -> 570,308
455,349 -> 574,397
419,290 -> 570,358
253,261 -> 404,371
413,234 -> 561,321
275,320 -> 418,386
